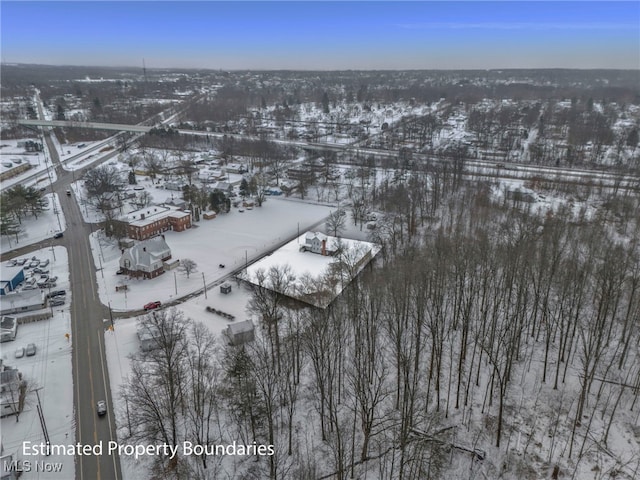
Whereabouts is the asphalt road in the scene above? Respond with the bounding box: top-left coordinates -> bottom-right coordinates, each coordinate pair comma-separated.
47,132 -> 122,480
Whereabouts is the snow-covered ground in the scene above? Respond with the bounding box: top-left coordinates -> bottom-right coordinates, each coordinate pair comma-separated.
0,246 -> 74,480
0,139 -> 53,191
242,231 -> 380,307
90,197 -> 335,312
0,193 -> 66,253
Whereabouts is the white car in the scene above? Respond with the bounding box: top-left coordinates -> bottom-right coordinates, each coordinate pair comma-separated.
15,347 -> 25,358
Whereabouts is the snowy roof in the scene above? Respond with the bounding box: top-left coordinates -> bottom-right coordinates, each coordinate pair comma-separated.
227,320 -> 254,336
122,237 -> 171,269
121,205 -> 185,227
0,289 -> 45,311
0,265 -> 23,282
241,232 -> 381,308
168,211 -> 190,219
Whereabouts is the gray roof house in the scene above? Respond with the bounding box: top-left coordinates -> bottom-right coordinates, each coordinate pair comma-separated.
119,236 -> 172,279
224,320 -> 255,346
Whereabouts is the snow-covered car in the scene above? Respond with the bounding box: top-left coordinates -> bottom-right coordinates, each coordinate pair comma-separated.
25,343 -> 36,356
15,347 -> 25,358
96,400 -> 107,416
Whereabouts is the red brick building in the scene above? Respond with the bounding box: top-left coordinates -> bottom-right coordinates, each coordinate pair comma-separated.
117,205 -> 191,241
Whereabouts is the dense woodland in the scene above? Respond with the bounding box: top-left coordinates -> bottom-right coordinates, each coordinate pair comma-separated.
121,171 -> 640,479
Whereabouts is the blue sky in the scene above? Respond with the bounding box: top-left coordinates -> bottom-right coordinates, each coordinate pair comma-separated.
1,1 -> 638,69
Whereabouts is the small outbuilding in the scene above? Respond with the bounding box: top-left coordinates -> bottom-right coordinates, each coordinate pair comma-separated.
220,282 -> 232,294
224,320 -> 255,346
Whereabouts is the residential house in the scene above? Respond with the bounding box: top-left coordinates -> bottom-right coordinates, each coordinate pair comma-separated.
119,236 -> 172,279
301,232 -> 339,256
0,360 -> 22,418
212,181 -> 233,193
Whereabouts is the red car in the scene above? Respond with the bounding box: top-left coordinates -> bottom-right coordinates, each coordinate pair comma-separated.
144,301 -> 161,311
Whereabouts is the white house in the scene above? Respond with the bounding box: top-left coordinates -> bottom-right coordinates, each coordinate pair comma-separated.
302,232 -> 339,256
119,236 -> 172,279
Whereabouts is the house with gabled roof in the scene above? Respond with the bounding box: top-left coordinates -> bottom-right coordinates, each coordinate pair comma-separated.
119,236 -> 172,279
301,232 -> 339,256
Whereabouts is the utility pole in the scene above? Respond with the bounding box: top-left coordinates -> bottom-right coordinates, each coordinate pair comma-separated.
34,388 -> 51,453
108,301 -> 114,329
202,272 -> 207,299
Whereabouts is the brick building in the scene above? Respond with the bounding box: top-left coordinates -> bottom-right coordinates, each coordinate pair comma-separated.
116,205 -> 191,241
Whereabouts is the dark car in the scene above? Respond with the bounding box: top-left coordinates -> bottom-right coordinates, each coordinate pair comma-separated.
46,290 -> 66,299
144,301 -> 162,311
96,400 -> 107,416
49,297 -> 66,307
26,343 -> 37,356
53,232 -> 63,239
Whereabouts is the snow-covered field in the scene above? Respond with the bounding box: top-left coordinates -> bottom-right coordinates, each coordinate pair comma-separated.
90,197 -> 335,311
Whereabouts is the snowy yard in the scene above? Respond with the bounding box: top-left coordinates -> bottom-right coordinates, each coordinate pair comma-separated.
91,197 -> 335,311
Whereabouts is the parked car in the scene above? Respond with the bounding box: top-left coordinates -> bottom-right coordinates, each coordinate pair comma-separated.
144,301 -> 162,311
25,343 -> 36,356
49,297 -> 66,307
96,400 -> 107,416
33,268 -> 49,275
40,259 -> 50,267
15,347 -> 25,358
47,290 -> 66,298
53,232 -> 63,239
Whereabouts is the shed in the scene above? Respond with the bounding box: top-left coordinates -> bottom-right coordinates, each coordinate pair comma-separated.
137,325 -> 160,352
224,320 -> 255,346
203,211 -> 217,220
220,282 -> 232,294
